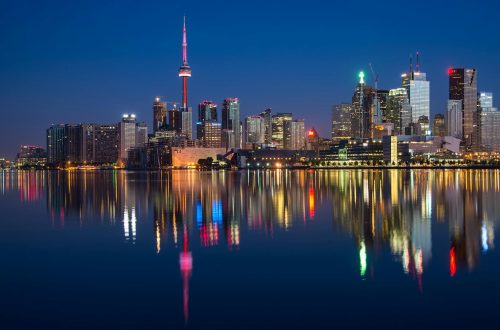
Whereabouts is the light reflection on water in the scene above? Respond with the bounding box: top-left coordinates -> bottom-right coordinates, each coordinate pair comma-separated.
1,169 -> 500,328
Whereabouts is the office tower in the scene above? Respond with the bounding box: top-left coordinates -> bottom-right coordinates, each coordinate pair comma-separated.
198,121 -> 222,148
244,115 -> 265,145
481,107 -> 500,151
181,111 -> 192,140
352,71 -> 375,139
80,124 -> 120,164
168,108 -> 182,133
433,114 -> 446,137
221,97 -> 241,149
271,112 -> 292,149
136,122 -> 148,147
331,103 -> 352,141
197,101 -> 217,140
47,124 -> 66,165
284,119 -> 305,150
46,124 -> 81,165
386,88 -> 412,135
370,89 -> 389,128
120,114 -> 137,160
259,108 -> 273,144
449,68 -> 478,149
401,54 -> 430,124
198,100 -> 217,122
479,92 -> 493,108
447,100 -> 463,139
153,97 -> 167,132
66,124 -> 82,162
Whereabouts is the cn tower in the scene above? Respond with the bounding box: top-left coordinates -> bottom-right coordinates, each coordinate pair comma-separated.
178,16 -> 191,111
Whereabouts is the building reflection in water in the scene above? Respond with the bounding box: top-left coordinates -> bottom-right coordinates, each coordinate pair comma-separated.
4,168 -> 499,322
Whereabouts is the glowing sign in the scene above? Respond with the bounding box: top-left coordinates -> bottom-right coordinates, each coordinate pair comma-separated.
358,71 -> 365,84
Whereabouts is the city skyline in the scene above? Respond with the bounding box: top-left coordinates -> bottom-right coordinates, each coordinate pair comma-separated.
1,1 -> 500,158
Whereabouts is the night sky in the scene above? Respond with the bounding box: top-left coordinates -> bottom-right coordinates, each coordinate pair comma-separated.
1,0 -> 499,159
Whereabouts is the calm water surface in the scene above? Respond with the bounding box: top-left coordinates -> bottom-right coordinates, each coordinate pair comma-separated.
1,169 -> 500,329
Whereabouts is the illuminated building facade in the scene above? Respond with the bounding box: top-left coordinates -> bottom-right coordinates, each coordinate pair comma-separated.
402,56 -> 430,124
331,103 -> 352,141
386,88 -> 412,135
447,100 -> 463,139
152,97 -> 167,132
119,114 -> 137,161
222,97 -> 241,149
284,119 -> 305,150
432,113 -> 446,137
244,115 -> 265,145
351,72 -> 375,139
271,112 -> 292,149
259,108 -> 273,144
449,68 -> 478,149
201,121 -> 222,148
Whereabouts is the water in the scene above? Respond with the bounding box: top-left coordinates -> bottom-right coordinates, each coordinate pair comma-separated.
1,169 -> 500,329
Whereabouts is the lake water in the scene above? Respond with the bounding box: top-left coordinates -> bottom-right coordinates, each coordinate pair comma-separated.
1,169 -> 500,329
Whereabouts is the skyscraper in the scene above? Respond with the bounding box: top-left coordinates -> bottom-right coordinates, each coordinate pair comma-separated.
401,54 -> 430,124
331,103 -> 352,141
119,114 -> 137,161
46,124 -> 66,165
197,101 -> 217,141
481,107 -> 500,152
386,88 -> 412,135
271,112 -> 292,149
259,108 -> 273,144
352,71 -> 374,139
222,98 -> 241,149
480,92 -> 493,108
244,116 -> 265,145
201,121 -> 222,148
284,119 -> 305,150
447,100 -> 463,139
178,16 -> 192,140
449,68 -> 478,149
153,97 -> 167,132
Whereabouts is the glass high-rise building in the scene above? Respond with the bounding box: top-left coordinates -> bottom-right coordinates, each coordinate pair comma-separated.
351,73 -> 374,139
449,68 -> 478,149
152,97 -> 167,133
222,98 -> 241,149
271,112 -> 292,149
386,88 -> 412,135
197,100 -> 218,141
244,116 -> 265,145
480,92 -> 493,108
481,107 -> 500,152
331,103 -> 352,141
120,114 -> 137,160
447,100 -> 463,139
284,119 -> 305,150
401,70 -> 430,125
259,108 -> 273,144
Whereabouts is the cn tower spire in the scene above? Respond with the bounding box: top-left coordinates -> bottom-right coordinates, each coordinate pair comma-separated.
178,15 -> 191,112
182,15 -> 188,65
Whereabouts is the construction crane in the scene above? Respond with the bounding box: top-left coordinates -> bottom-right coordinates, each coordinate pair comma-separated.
369,63 -> 382,133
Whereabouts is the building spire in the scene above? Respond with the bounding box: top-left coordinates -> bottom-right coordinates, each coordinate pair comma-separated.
182,15 -> 188,65
416,51 -> 420,72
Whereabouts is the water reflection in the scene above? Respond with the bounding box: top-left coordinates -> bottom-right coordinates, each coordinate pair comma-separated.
1,169 -> 499,324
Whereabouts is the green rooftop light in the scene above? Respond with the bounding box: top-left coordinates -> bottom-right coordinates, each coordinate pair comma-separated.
358,71 -> 365,84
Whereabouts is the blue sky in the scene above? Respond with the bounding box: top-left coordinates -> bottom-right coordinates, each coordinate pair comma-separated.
1,0 -> 499,158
